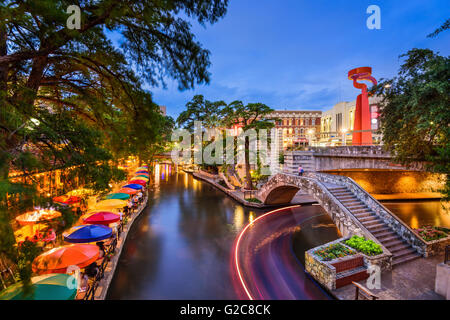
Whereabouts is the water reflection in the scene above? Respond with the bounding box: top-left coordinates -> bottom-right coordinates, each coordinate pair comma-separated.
107,165 -> 341,300
383,201 -> 450,228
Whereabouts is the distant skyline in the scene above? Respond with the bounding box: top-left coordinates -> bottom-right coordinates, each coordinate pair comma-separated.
112,1 -> 450,119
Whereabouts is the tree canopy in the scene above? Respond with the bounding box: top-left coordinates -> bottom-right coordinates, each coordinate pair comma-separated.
374,48 -> 450,199
0,0 -> 228,289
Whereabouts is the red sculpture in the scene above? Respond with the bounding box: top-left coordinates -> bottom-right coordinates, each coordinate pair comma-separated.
348,67 -> 377,146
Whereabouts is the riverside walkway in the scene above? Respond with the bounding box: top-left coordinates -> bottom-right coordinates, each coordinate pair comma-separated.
82,190 -> 149,300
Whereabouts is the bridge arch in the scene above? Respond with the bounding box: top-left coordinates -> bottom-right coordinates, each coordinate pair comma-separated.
263,184 -> 300,205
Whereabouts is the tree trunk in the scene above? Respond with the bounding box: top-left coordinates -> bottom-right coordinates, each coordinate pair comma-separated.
244,138 -> 253,190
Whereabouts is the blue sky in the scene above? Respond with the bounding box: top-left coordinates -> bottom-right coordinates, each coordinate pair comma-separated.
125,0 -> 450,119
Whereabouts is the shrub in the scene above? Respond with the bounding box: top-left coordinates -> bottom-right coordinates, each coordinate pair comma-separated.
246,198 -> 262,204
415,226 -> 448,241
344,236 -> 383,256
314,243 -> 356,261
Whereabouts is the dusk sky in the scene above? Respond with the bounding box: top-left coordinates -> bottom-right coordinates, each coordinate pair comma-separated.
120,0 -> 450,119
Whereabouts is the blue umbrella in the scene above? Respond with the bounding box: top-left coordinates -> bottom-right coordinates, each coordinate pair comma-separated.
122,184 -> 143,190
63,225 -> 113,243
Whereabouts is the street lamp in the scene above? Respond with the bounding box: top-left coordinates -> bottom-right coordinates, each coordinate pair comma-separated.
341,128 -> 348,146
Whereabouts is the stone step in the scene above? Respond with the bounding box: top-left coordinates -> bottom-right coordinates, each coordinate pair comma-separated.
339,199 -> 363,204
392,252 -> 421,266
374,230 -> 398,239
329,187 -> 348,191
362,219 -> 384,227
347,204 -> 367,210
366,223 -> 388,231
335,195 -> 356,200
332,193 -> 354,198
387,242 -> 412,253
379,235 -> 402,244
352,208 -> 374,214
358,215 -> 379,222
382,238 -> 405,248
354,212 -> 375,218
371,226 -> 392,235
391,247 -> 417,259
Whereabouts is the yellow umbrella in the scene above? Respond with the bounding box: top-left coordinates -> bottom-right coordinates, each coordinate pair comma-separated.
131,176 -> 149,181
92,199 -> 127,211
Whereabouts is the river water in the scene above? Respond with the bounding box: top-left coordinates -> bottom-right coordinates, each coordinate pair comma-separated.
106,164 -> 340,299
106,164 -> 447,299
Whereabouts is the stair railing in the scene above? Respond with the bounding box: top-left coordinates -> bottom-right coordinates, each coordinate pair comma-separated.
352,281 -> 379,300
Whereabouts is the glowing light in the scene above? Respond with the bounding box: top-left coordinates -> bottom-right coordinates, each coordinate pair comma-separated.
233,205 -> 300,300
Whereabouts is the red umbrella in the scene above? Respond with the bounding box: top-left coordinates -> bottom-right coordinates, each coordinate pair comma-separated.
32,244 -> 99,274
82,211 -> 121,226
53,195 -> 81,205
128,179 -> 147,187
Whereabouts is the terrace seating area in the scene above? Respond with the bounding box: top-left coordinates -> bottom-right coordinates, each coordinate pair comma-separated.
0,165 -> 150,300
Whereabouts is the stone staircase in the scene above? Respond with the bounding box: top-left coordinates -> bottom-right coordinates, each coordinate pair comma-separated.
283,152 -> 315,175
327,186 -> 421,266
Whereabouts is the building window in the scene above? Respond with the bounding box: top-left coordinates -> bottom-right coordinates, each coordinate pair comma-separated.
336,113 -> 342,132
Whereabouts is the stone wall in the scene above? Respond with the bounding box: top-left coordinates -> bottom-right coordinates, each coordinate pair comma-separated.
305,237 -> 391,290
284,146 -> 426,172
315,173 -> 428,257
324,170 -> 445,194
305,246 -> 337,291
423,236 -> 450,257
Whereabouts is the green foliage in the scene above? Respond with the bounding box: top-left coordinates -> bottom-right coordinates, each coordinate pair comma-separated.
278,152 -> 285,164
177,95 -> 226,130
0,0 -> 228,289
16,240 -> 41,298
373,48 -> 450,200
314,243 -> 356,261
246,198 -> 262,204
345,236 -> 383,256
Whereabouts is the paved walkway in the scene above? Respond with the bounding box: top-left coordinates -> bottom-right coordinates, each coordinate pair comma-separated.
333,255 -> 445,300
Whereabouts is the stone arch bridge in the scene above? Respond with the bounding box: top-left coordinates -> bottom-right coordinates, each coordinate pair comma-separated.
256,173 -> 428,268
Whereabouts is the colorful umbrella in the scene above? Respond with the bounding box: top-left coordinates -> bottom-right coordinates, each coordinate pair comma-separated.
53,195 -> 81,205
92,199 -> 127,210
134,174 -> 149,178
104,192 -> 130,200
82,211 -> 121,226
122,184 -> 143,190
135,170 -> 149,174
32,244 -> 99,274
66,188 -> 95,197
128,180 -> 147,187
118,188 -> 138,195
131,176 -> 149,181
63,225 -> 112,243
0,274 -> 77,300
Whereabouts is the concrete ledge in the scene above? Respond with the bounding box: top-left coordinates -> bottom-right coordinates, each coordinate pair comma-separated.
435,263 -> 450,299
95,191 -> 149,300
192,171 -> 267,208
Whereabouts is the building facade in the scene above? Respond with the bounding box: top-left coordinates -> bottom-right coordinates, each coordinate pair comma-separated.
319,96 -> 382,146
267,110 -> 322,150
